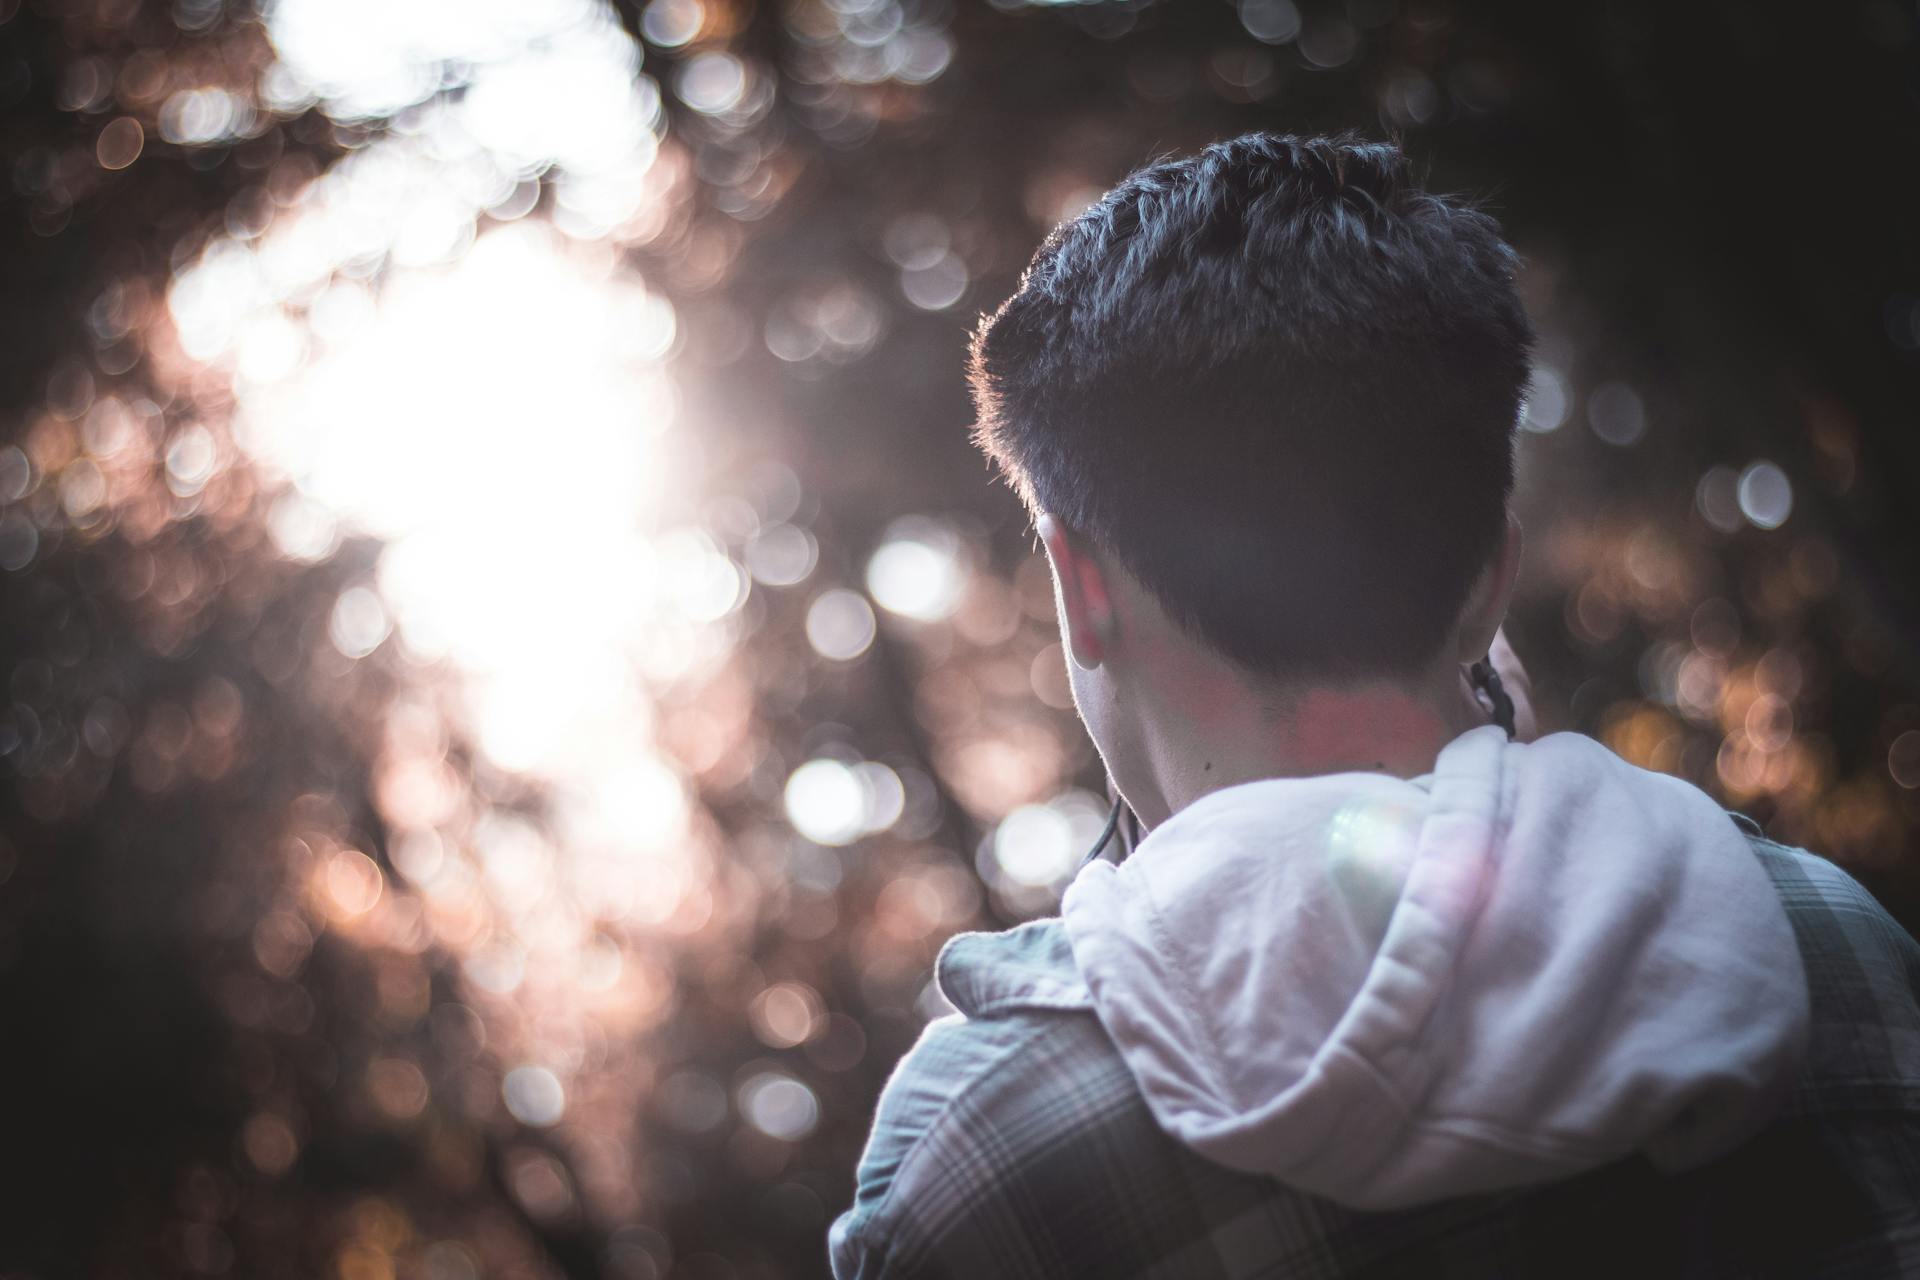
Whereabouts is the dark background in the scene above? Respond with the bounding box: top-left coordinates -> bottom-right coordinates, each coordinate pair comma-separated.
2,0 -> 1918,1275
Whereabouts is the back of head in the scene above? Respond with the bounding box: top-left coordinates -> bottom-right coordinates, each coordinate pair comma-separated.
969,132 -> 1534,679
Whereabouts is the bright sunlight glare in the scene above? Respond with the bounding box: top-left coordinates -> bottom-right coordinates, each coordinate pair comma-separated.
164,0 -> 718,904
240,222 -> 700,783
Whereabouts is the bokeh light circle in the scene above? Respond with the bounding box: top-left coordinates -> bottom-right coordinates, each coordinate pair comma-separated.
785,759 -> 867,845
503,1065 -> 567,1127
739,1072 -> 819,1141
1737,461 -> 1793,530
806,588 -> 876,660
866,519 -> 965,622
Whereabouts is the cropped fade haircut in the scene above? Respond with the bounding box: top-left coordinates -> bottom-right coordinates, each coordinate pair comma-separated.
969,132 -> 1533,679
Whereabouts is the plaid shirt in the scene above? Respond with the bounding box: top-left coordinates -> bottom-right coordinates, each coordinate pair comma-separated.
829,828 -> 1920,1278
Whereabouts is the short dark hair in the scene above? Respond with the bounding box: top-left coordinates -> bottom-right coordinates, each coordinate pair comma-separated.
969,132 -> 1533,678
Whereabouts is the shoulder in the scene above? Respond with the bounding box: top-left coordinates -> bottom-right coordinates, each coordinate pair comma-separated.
1718,828 -> 1920,1272
1737,828 -> 1920,1097
829,919 -> 1141,1279
1741,827 -> 1920,981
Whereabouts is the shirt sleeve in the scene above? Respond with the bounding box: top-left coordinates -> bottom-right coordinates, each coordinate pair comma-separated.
826,1011 -> 1044,1280
828,1212 -> 888,1280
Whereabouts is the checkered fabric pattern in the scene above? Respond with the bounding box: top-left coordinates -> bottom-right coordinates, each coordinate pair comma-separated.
829,831 -> 1920,1278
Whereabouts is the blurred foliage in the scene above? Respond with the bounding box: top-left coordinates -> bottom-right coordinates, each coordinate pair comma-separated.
2,0 -> 1919,1277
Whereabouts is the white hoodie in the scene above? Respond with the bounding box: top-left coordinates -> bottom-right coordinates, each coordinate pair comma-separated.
1060,725 -> 1810,1211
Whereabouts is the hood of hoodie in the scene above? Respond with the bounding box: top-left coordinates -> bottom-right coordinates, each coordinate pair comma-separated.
1051,726 -> 1809,1211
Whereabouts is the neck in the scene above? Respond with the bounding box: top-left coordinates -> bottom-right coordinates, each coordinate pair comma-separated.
1129,658 -> 1492,829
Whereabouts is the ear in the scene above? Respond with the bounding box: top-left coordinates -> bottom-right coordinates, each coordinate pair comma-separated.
1454,512 -> 1523,663
1036,513 -> 1114,670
